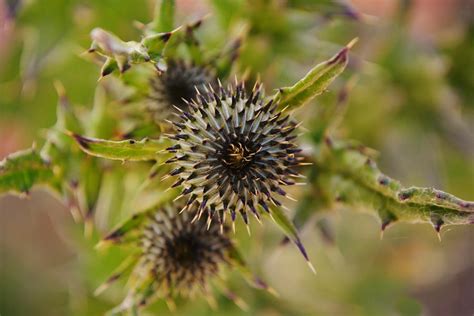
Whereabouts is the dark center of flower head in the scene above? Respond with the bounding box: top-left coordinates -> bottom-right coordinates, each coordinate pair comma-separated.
220,139 -> 258,170
165,232 -> 205,268
164,72 -> 199,111
166,82 -> 303,229
149,59 -> 214,119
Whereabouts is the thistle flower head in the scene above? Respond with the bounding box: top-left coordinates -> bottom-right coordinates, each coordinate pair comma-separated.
138,205 -> 230,299
149,59 -> 214,120
98,203 -> 272,312
166,81 -> 303,230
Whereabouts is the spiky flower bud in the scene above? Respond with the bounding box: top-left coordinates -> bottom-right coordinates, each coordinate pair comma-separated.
149,59 -> 214,120
166,82 -> 303,231
98,203 -> 271,312
139,205 -> 231,299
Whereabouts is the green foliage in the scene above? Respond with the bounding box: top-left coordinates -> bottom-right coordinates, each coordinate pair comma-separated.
0,147 -> 54,194
71,134 -> 170,162
275,39 -> 353,111
313,140 -> 474,230
1,0 -> 473,315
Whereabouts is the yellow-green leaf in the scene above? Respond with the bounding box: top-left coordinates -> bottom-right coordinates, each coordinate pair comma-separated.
275,38 -> 356,111
72,134 -> 171,161
262,206 -> 316,273
0,148 -> 54,194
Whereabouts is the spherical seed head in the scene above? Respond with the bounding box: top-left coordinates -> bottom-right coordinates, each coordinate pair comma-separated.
136,204 -> 232,302
167,82 -> 302,227
149,59 -> 214,120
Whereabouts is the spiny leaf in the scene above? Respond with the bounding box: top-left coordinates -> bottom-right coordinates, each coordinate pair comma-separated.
54,81 -> 83,134
141,28 -> 177,59
90,28 -> 150,62
71,134 -> 171,161
100,57 -> 118,78
316,140 -> 474,231
100,211 -> 150,245
274,38 -> 356,111
0,147 -> 54,195
95,254 -> 140,296
89,27 -> 174,75
262,206 -> 316,273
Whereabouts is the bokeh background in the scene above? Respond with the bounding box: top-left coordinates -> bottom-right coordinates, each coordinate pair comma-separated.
1,0 -> 473,315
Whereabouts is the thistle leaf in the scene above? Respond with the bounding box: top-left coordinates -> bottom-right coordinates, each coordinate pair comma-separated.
96,208 -> 155,250
94,254 -> 139,296
71,134 -> 170,161
54,81 -> 83,134
262,206 -> 315,272
90,28 -> 150,62
100,57 -> 118,78
141,30 -> 175,59
317,140 -> 474,230
275,38 -> 356,111
0,147 -> 54,195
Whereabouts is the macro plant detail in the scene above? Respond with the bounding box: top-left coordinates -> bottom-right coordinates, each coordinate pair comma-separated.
96,203 -> 271,314
165,81 -> 302,231
149,59 -> 215,120
1,0 -> 473,315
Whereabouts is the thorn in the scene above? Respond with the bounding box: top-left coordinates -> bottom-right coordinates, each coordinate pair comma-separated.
280,105 -> 290,113
132,20 -> 145,30
190,212 -> 199,224
307,261 -> 317,275
380,220 -> 391,240
173,194 -> 184,204
84,214 -> 94,239
431,216 -> 444,242
179,205 -> 188,214
53,80 -> 66,99
268,213 -> 275,222
294,238 -> 316,274
267,286 -> 279,297
94,284 -> 108,296
346,37 -> 359,49
94,240 -> 110,251
172,105 -> 184,113
207,217 -> 212,230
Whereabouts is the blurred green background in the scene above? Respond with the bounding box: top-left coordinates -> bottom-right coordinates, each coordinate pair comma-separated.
1,0 -> 473,315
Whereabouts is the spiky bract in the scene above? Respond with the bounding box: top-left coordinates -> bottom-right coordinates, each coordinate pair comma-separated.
149,59 -> 214,120
166,82 -> 303,230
